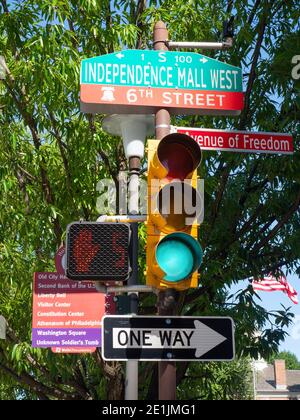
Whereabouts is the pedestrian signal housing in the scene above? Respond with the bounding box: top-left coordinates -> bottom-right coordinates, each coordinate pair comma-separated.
66,222 -> 131,282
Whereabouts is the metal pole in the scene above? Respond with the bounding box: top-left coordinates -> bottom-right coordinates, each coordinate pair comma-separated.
95,283 -> 155,294
252,361 -> 257,401
125,157 -> 140,400
97,215 -> 146,223
167,40 -> 233,50
154,21 -> 177,401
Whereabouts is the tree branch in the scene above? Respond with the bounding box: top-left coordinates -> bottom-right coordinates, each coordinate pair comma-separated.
3,68 -> 62,243
135,0 -> 147,49
5,326 -> 50,378
176,361 -> 189,387
238,161 -> 261,207
67,18 -> 79,50
209,165 -> 231,231
105,2 -> 114,54
254,216 -> 276,238
235,203 -> 264,238
247,0 -> 262,27
47,110 -> 72,193
272,0 -> 286,16
239,1 -> 269,130
184,285 -> 210,305
15,169 -> 31,214
208,3 -> 271,233
5,321 -> 89,399
93,349 -> 124,399
88,116 -> 118,184
250,189 -> 300,255
0,0 -> 9,13
226,0 -> 234,15
207,205 -> 266,263
0,348 -> 80,400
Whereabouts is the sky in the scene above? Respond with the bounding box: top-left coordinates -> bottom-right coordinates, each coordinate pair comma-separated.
230,275 -> 300,359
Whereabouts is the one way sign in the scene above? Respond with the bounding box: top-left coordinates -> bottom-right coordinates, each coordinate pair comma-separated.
102,316 -> 235,361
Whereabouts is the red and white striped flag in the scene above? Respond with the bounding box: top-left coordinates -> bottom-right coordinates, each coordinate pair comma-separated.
252,274 -> 298,305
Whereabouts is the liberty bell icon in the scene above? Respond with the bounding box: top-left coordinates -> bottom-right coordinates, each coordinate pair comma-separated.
101,87 -> 116,102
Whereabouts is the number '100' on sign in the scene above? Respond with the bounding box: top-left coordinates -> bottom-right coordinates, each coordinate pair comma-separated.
65,222 -> 131,282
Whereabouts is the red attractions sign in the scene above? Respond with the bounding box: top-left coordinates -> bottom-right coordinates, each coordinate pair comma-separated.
32,247 -> 105,352
175,127 -> 294,155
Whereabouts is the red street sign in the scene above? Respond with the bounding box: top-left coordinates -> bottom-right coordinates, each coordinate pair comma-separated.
81,84 -> 244,116
174,127 -> 294,155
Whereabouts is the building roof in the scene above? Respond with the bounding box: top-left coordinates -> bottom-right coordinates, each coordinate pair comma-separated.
256,364 -> 300,393
287,371 -> 300,393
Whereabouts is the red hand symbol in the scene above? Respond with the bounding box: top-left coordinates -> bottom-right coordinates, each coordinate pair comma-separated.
73,229 -> 100,272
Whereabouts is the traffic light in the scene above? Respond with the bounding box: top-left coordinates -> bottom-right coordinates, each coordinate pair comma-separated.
66,222 -> 131,281
146,133 -> 203,290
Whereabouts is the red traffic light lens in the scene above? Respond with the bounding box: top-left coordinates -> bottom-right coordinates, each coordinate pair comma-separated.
157,133 -> 202,180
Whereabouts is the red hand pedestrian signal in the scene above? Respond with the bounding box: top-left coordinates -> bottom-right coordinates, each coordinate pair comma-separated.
66,222 -> 131,282
73,229 -> 100,272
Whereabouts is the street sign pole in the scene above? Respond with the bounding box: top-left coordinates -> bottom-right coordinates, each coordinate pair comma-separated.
125,159 -> 140,400
154,21 -> 178,402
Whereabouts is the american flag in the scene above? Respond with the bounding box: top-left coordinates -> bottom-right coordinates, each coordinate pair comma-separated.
252,274 -> 298,305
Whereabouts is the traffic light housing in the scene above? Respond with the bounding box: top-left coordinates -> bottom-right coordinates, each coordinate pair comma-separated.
146,133 -> 203,290
66,222 -> 131,281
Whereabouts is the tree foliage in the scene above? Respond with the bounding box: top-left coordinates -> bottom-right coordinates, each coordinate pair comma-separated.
269,351 -> 300,370
177,359 -> 254,400
0,0 -> 299,400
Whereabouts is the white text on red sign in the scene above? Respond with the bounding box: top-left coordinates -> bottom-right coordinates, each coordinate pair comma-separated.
175,127 -> 293,155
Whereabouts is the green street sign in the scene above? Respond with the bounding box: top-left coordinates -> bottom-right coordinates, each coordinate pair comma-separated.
80,50 -> 244,116
81,50 -> 242,91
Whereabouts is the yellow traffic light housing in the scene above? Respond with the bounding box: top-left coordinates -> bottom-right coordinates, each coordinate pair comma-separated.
146,133 -> 203,290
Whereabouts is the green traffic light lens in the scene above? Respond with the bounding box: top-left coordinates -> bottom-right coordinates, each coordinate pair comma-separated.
156,239 -> 193,282
156,233 -> 203,283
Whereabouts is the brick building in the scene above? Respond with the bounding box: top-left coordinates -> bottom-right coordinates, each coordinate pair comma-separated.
255,360 -> 300,400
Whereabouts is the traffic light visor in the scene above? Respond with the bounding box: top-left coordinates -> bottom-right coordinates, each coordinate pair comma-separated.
155,233 -> 203,283
157,133 -> 202,180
